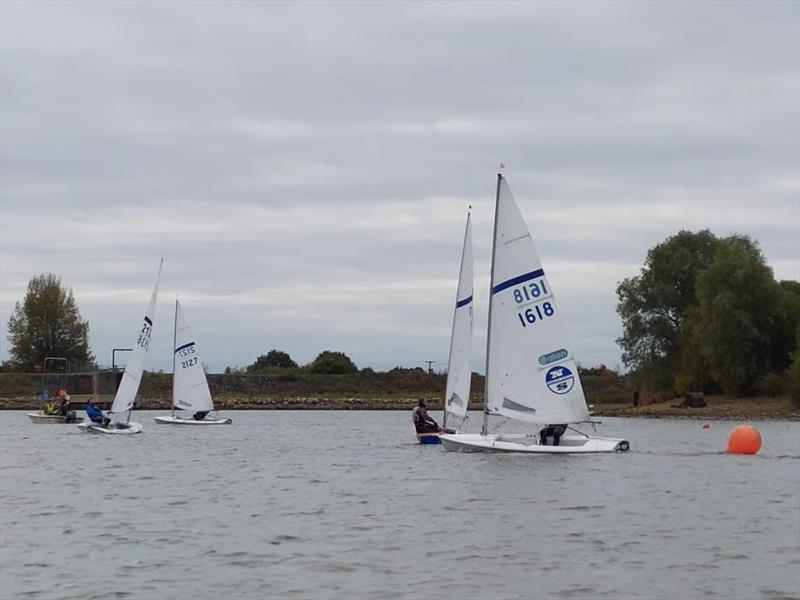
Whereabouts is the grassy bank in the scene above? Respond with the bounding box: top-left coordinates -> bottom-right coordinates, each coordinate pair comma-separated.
593,395 -> 799,420
1,371 -> 796,418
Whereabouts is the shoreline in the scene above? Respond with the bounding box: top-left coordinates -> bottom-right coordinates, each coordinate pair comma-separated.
591,396 -> 800,421
4,394 -> 798,420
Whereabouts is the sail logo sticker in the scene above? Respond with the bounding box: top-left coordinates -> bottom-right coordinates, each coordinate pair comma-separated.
538,348 -> 568,366
545,366 -> 575,395
447,393 -> 464,407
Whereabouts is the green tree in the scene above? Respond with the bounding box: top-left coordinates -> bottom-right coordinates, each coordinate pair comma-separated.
675,303 -> 715,393
773,280 -> 800,371
7,274 -> 94,371
246,349 -> 298,372
616,230 -> 719,388
683,236 -> 783,396
308,350 -> 357,374
786,352 -> 800,408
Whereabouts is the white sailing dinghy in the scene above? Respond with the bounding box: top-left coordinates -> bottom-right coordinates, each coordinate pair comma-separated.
154,300 -> 231,425
78,260 -> 164,435
419,212 -> 474,445
440,175 -> 629,454
26,412 -> 78,424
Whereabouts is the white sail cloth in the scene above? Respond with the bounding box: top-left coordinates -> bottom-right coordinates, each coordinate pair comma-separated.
172,300 -> 213,413
485,176 -> 590,425
444,212 -> 473,425
110,260 -> 163,415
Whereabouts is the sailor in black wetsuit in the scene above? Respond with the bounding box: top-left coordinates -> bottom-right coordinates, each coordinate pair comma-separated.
411,400 -> 439,433
539,424 -> 567,446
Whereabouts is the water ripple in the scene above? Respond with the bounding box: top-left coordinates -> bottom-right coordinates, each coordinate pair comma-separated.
1,411 -> 798,600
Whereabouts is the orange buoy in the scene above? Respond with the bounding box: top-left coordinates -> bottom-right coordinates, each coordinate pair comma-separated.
725,424 -> 761,455
702,423 -> 710,429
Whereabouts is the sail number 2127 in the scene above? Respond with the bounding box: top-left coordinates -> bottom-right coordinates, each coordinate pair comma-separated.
178,344 -> 197,369
137,321 -> 152,351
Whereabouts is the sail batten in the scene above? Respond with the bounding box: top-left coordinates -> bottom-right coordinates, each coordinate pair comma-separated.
485,177 -> 590,426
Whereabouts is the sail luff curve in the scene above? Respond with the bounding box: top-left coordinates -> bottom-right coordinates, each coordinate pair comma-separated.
444,212 -> 474,425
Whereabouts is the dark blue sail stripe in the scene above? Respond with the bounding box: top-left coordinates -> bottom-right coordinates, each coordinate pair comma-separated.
492,268 -> 545,295
456,295 -> 473,308
174,342 -> 195,354
144,316 -> 153,325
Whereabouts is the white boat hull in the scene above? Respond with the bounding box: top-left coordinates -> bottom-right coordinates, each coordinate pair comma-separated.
77,420 -> 143,434
27,412 -> 79,424
439,433 -> 629,454
154,415 -> 232,425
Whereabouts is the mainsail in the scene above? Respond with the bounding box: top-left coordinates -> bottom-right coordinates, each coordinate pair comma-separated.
110,259 -> 163,415
443,212 -> 473,427
484,176 -> 589,425
172,300 -> 213,413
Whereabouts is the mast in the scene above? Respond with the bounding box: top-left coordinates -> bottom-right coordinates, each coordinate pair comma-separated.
172,298 -> 178,417
482,173 -> 502,436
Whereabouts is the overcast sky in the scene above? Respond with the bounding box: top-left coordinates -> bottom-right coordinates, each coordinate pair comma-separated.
1,1 -> 798,374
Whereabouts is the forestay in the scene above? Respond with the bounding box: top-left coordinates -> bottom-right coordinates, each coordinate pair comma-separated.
485,176 -> 589,425
443,212 -> 473,427
110,260 -> 163,415
172,300 -> 213,413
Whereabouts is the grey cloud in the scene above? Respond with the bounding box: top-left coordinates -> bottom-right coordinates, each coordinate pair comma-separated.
2,1 -> 797,372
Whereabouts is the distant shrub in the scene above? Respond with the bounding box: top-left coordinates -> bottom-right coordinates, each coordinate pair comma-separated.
673,373 -> 691,397
308,351 -> 357,375
247,350 -> 298,372
757,372 -> 787,397
786,353 -> 800,408
389,366 -> 425,374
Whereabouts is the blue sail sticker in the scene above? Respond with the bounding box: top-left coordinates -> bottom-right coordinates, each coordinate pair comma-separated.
538,348 -> 568,366
545,366 -> 575,395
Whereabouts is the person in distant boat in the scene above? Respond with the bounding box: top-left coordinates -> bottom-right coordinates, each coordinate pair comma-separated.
193,411 -> 209,421
539,424 -> 567,446
42,400 -> 60,415
57,390 -> 71,416
412,399 -> 441,434
85,400 -> 109,426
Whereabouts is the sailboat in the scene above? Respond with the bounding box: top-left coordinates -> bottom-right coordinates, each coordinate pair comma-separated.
419,211 -> 474,445
440,175 -> 629,453
78,259 -> 163,434
154,300 -> 231,425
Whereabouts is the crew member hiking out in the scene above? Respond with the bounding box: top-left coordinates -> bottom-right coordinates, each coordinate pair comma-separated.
411,399 -> 455,434
85,399 -> 110,426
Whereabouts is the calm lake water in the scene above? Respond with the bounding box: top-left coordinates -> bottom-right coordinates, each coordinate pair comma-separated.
1,410 -> 798,600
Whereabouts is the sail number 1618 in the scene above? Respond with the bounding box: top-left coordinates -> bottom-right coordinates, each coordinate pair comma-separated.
511,278 -> 554,328
513,280 -> 548,304
517,301 -> 555,327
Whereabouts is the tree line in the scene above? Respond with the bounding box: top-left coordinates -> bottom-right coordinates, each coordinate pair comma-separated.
7,237 -> 800,407
2,276 -> 364,377
233,349 -> 359,375
616,230 -> 799,399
